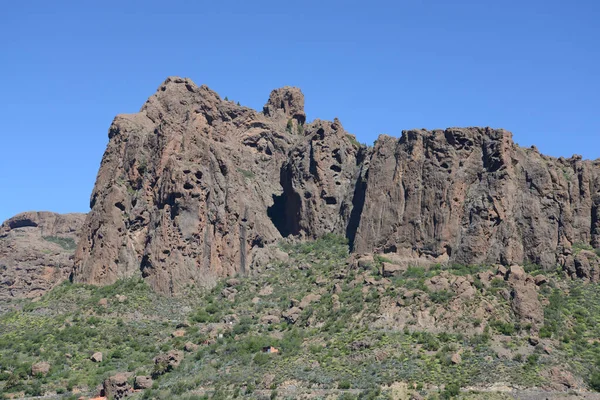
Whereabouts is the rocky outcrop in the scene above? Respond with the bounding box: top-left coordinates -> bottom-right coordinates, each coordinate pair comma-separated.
72,77 -> 600,294
353,129 -> 600,272
0,212 -> 86,300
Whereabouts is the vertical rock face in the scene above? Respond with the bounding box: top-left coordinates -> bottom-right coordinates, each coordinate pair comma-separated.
354,128 -> 600,272
73,77 -> 600,294
0,212 -> 86,300
73,77 -> 364,294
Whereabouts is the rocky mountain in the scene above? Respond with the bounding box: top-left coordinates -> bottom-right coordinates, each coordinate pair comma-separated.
72,77 -> 600,295
0,211 -> 86,301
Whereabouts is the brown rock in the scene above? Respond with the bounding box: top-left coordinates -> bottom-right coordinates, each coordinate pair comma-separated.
171,329 -> 186,338
299,293 -> 321,309
528,336 -> 540,346
98,298 -> 108,307
134,375 -> 153,390
103,372 -> 132,399
506,265 -> 526,282
0,212 -> 85,301
548,366 -> 577,389
425,274 -> 450,292
153,350 -> 183,376
184,342 -> 199,352
282,307 -> 302,324
381,262 -> 405,277
31,361 -> 50,376
450,352 -> 462,365
115,294 -> 127,303
226,278 -> 241,287
260,315 -> 281,324
510,279 -> 543,326
91,352 -> 103,363
69,78 -> 600,295
534,274 -> 548,285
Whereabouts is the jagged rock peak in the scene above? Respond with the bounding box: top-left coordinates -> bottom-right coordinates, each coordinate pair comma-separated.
263,86 -> 306,124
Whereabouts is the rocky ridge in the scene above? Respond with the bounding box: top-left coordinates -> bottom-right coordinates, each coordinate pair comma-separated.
0,211 -> 86,301
72,76 -> 600,294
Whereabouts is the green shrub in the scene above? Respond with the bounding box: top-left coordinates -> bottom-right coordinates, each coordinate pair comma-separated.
590,371 -> 600,391
339,380 -> 351,389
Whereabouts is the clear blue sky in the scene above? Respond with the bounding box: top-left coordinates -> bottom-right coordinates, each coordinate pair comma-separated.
1,0 -> 599,223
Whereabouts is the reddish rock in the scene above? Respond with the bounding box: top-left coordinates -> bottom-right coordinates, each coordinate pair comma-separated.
31,361 -> 50,376
0,212 -> 85,301
134,375 -> 153,390
184,342 -> 199,352
171,329 -> 186,338
534,274 -> 548,285
381,262 -> 405,277
69,77 -> 600,295
103,372 -> 132,399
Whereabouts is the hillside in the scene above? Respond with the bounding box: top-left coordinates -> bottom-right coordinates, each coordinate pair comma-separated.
3,236 -> 600,399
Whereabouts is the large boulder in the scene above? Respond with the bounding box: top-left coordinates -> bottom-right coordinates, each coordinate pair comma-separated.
31,362 -> 50,376
103,372 -> 132,399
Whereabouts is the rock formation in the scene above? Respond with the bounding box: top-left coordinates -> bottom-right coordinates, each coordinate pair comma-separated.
0,211 -> 86,301
72,76 -> 600,294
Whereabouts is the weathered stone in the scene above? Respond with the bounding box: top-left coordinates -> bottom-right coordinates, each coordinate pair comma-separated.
103,372 -> 132,399
528,336 -> 540,346
260,315 -> 281,324
69,78 -> 600,296
450,353 -> 462,365
0,212 -> 85,301
184,342 -> 198,352
226,278 -> 241,287
31,362 -> 50,376
134,375 -> 153,390
153,350 -> 183,376
282,307 -> 302,324
171,329 -> 186,338
91,352 -> 103,363
381,262 -> 405,277
299,293 -> 321,309
507,265 -> 526,282
534,274 -> 548,286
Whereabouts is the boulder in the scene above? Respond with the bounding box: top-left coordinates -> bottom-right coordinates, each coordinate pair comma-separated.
31,362 -> 50,376
299,293 -> 321,309
134,375 -> 153,390
260,315 -> 281,325
450,353 -> 462,365
184,342 -> 199,352
91,352 -> 103,363
171,329 -> 186,338
103,372 -> 132,399
282,307 -> 302,324
381,262 -> 405,277
153,350 -> 183,376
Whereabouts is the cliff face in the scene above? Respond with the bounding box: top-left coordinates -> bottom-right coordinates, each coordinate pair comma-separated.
0,212 -> 86,300
72,77 -> 600,294
354,129 -> 600,276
